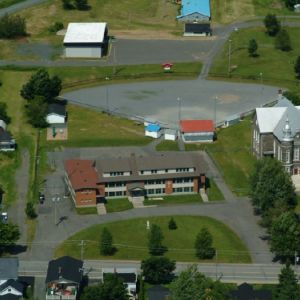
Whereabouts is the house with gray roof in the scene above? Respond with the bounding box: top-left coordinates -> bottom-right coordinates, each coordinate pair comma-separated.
253,92 -> 300,175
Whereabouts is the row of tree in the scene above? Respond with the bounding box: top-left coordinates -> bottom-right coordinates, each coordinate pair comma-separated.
81,261 -> 300,300
99,218 -> 215,260
0,14 -> 26,39
250,157 -> 298,261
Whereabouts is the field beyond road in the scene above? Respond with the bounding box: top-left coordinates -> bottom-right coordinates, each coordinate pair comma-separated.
55,216 -> 251,263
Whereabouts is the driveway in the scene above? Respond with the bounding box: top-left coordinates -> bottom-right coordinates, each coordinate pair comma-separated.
63,79 -> 278,128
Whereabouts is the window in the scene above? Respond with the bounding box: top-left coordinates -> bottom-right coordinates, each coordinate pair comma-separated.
116,191 -> 122,196
151,170 -> 158,174
147,189 -> 155,195
110,172 -> 124,177
294,148 -> 300,161
176,168 -> 189,173
155,188 -> 162,194
184,187 -> 191,192
165,169 -> 168,173
140,170 -> 144,175
108,192 -> 115,197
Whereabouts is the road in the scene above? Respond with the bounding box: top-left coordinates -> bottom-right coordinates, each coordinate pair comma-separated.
18,259 -> 300,284
0,0 -> 47,17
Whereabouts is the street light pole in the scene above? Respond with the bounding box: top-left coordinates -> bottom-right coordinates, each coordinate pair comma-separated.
228,39 -> 232,76
105,77 -> 110,113
259,72 -> 263,97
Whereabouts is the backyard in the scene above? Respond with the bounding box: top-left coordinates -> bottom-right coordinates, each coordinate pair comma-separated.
210,27 -> 300,94
186,118 -> 255,196
55,215 -> 251,262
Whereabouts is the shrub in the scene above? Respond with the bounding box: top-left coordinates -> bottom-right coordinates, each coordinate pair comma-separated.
25,202 -> 37,219
0,14 -> 26,39
48,22 -> 64,33
168,217 -> 177,230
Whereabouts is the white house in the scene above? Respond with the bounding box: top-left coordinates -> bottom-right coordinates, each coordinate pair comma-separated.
64,23 -> 108,58
46,103 -> 66,125
164,129 -> 177,141
145,123 -> 162,139
180,120 -> 215,143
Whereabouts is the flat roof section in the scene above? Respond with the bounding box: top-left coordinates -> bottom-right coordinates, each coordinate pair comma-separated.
64,22 -> 107,44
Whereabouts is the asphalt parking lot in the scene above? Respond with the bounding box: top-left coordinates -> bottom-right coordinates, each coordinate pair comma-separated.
63,79 -> 279,128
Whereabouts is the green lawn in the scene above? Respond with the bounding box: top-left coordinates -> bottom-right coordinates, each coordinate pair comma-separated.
105,198 -> 133,213
155,140 -> 179,151
55,216 -> 251,262
206,178 -> 225,201
211,0 -> 294,24
210,27 -> 300,94
144,194 -> 202,206
186,119 -> 255,196
43,104 -> 151,148
76,207 -> 98,215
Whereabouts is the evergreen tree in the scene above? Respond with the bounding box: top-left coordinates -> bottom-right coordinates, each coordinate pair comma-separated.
276,263 -> 300,299
0,14 -> 26,39
148,224 -> 166,255
25,96 -> 48,128
264,14 -> 281,36
61,0 -> 74,9
0,222 -> 20,254
295,56 -> 300,79
74,0 -> 89,10
168,217 -> 177,230
25,202 -> 37,219
275,29 -> 292,51
248,39 -> 258,57
195,227 -> 215,259
100,227 -> 114,255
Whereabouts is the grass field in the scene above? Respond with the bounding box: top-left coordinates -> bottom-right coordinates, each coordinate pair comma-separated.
211,0 -> 293,24
55,216 -> 251,262
76,207 -> 98,215
144,194 -> 203,206
43,104 -> 151,148
186,119 -> 255,196
155,140 -> 179,151
105,198 -> 133,213
210,27 -> 300,94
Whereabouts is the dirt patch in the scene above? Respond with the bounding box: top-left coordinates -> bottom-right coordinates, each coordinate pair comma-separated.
120,126 -> 144,136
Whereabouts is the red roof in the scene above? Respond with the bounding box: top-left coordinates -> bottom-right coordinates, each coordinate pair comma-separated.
180,120 -> 214,133
64,159 -> 98,190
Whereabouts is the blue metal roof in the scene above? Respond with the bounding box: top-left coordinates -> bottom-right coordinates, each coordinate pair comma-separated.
180,0 -> 210,18
146,124 -> 161,132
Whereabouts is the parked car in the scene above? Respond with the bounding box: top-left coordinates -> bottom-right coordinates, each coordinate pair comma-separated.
1,212 -> 8,224
39,192 -> 45,204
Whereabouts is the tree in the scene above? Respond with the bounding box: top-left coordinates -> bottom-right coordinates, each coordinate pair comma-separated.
141,256 -> 175,284
100,227 -> 114,255
0,222 -> 20,253
20,69 -> 62,102
81,273 -> 129,300
283,90 -> 300,105
248,39 -> 258,57
276,263 -> 300,299
148,224 -> 166,255
295,56 -> 300,79
270,212 -> 300,260
25,96 -> 48,128
25,202 -> 37,219
0,102 -> 11,124
170,265 -> 230,300
250,157 -> 296,220
283,0 -> 299,10
0,14 -> 26,39
61,0 -> 74,9
264,14 -> 281,36
168,217 -> 177,230
195,227 -> 215,259
74,0 -> 89,10
275,29 -> 292,51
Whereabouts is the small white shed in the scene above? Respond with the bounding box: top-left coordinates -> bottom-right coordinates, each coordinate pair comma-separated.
164,129 -> 177,141
46,103 -> 66,125
145,124 -> 162,139
64,23 -> 108,58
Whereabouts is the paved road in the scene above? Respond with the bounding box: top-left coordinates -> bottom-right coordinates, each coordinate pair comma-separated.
0,0 -> 47,17
19,260 -> 300,284
63,79 -> 278,128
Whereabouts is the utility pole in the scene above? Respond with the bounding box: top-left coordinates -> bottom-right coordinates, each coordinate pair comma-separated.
80,240 -> 85,261
228,39 -> 232,76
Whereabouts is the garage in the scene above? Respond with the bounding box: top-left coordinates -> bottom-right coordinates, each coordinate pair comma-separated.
184,23 -> 211,37
64,22 -> 108,58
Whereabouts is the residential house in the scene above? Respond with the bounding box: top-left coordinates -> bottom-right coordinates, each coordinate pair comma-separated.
164,129 -> 177,141
102,268 -> 137,300
64,23 -> 108,58
45,256 -> 83,300
252,94 -> 300,175
0,120 -> 15,152
0,258 -> 24,300
231,282 -> 272,300
46,103 -> 66,125
145,123 -> 162,139
180,119 -> 215,142
64,152 -> 207,207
